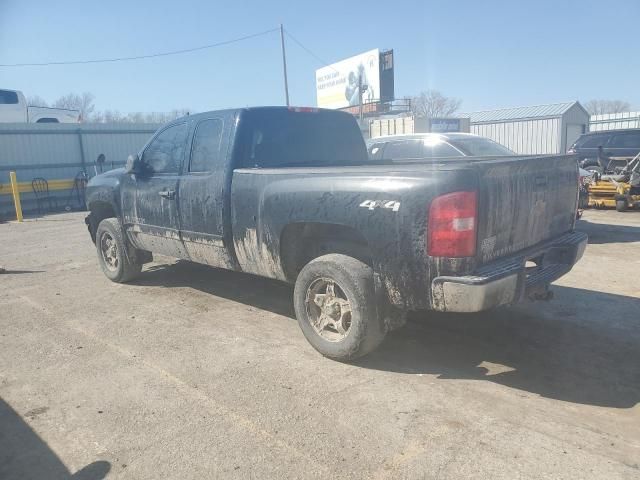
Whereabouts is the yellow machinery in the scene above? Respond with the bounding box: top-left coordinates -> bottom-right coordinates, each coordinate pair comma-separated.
587,153 -> 640,211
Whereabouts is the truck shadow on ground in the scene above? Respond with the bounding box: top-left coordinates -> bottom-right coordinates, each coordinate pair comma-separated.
136,260 -> 295,318
357,286 -> 640,409
135,262 -> 639,409
577,218 -> 640,244
0,398 -> 110,480
0,269 -> 44,275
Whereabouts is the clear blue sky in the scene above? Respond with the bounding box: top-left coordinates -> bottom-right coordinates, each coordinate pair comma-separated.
1,0 -> 639,114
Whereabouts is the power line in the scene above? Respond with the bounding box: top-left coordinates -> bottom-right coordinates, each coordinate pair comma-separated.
0,27 -> 279,67
284,29 -> 338,72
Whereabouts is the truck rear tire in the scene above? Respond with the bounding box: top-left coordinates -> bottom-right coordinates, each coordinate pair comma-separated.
616,200 -> 627,212
95,218 -> 142,283
293,254 -> 386,361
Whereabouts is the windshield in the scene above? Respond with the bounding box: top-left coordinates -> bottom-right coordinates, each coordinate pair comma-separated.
449,137 -> 514,156
238,109 -> 367,168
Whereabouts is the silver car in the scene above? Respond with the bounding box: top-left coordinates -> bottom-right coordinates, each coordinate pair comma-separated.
366,133 -> 515,160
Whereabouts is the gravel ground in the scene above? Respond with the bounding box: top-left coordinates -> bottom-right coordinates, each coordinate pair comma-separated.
1,209 -> 639,479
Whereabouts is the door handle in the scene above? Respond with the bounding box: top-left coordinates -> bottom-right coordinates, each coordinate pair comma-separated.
158,189 -> 176,199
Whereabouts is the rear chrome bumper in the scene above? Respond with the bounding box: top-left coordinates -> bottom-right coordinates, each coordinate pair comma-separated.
431,231 -> 588,312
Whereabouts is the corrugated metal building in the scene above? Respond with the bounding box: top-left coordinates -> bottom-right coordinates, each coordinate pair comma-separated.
369,116 -> 420,138
467,101 -> 589,154
0,123 -> 160,219
589,111 -> 640,131
369,116 -> 471,137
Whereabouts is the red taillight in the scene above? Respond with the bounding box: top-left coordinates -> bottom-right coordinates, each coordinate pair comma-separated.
428,191 -> 478,257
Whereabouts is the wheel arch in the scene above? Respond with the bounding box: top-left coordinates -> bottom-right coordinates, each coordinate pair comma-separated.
87,200 -> 117,242
279,222 -> 373,283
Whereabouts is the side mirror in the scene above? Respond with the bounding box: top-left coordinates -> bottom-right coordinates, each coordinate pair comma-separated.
125,154 -> 142,174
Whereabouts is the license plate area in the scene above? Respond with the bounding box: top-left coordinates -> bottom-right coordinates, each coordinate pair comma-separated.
524,249 -> 571,288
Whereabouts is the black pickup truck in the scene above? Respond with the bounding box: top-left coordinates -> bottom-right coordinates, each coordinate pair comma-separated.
85,107 -> 587,360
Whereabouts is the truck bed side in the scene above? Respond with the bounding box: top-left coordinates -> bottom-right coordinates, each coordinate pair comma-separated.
229,154 -> 580,311
230,164 -> 477,309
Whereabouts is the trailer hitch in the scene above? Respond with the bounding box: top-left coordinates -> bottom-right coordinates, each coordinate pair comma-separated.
528,288 -> 554,302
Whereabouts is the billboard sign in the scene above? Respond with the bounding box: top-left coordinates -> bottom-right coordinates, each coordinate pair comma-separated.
316,49 -> 380,110
379,49 -> 394,103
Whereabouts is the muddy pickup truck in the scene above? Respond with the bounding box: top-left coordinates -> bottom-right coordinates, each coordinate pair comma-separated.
85,107 -> 587,360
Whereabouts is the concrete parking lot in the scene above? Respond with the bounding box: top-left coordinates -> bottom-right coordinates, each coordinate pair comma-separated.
1,209 -> 639,479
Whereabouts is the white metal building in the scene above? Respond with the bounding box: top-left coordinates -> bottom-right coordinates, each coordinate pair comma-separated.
0,123 -> 160,218
467,101 -> 589,154
589,111 -> 640,131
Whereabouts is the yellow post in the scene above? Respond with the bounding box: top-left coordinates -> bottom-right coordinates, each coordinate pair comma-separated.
9,171 -> 23,222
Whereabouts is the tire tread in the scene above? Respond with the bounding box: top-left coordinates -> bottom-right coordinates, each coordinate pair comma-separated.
294,254 -> 386,360
96,218 -> 142,283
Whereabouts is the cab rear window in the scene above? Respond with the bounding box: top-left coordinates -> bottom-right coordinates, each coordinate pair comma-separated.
238,109 -> 367,168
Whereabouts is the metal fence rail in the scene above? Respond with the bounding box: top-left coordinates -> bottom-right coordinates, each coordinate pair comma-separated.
589,112 -> 640,132
0,123 -> 161,219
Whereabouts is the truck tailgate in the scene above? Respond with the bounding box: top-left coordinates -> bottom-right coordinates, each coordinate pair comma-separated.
474,155 -> 578,264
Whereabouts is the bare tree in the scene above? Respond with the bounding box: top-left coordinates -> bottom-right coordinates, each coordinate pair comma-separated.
26,91 -> 190,123
584,99 -> 631,115
53,92 -> 96,120
26,95 -> 49,107
94,109 -> 190,124
89,110 -> 188,124
96,110 -> 124,123
146,109 -> 189,123
410,90 -> 462,118
22,91 -> 189,123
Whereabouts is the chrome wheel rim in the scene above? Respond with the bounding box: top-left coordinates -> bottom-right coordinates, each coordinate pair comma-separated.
100,232 -> 119,271
305,277 -> 352,342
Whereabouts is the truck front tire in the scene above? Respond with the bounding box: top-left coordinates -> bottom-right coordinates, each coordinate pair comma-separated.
293,254 -> 386,361
95,218 -> 142,283
616,200 -> 627,212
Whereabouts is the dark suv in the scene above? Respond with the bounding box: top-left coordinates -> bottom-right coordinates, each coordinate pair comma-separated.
569,129 -> 640,172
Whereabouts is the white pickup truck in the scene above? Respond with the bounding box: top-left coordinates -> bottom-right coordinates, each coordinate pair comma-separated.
0,89 -> 80,123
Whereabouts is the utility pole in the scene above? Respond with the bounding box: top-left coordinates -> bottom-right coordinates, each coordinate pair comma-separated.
358,74 -> 364,122
358,74 -> 369,123
280,24 -> 290,107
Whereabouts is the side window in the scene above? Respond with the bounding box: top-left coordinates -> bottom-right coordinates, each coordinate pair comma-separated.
382,140 -> 422,160
577,135 -> 607,148
189,119 -> 224,172
425,142 -> 464,158
367,142 -> 385,160
0,90 -> 19,104
142,123 -> 187,174
609,133 -> 640,149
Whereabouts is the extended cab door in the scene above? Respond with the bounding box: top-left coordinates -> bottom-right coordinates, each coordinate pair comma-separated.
127,122 -> 189,258
177,116 -> 236,269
